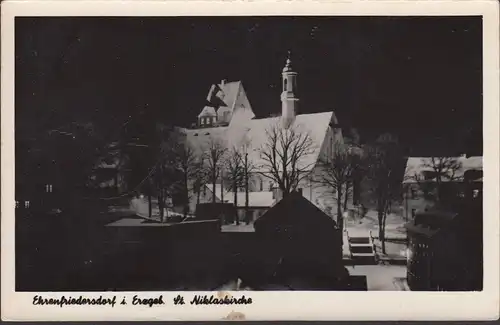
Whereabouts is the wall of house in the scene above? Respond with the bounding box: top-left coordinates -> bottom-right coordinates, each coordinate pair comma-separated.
403,181 -> 483,220
217,106 -> 232,125
304,125 -> 346,219
235,207 -> 268,223
403,183 -> 433,221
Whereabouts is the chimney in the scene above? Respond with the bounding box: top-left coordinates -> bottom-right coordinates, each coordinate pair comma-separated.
220,79 -> 226,86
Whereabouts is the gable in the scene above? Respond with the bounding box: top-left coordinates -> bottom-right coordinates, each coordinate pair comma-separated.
198,106 -> 217,118
255,191 -> 337,231
229,83 -> 255,127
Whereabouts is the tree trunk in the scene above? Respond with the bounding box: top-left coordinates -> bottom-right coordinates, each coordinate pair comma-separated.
196,183 -> 201,205
158,193 -> 164,222
244,155 -> 248,225
381,211 -> 387,254
158,165 -> 165,222
212,175 -> 216,204
147,191 -> 152,219
233,180 -> 238,225
337,189 -> 343,245
343,183 -> 350,213
377,199 -> 386,254
220,177 -> 224,203
183,172 -> 189,218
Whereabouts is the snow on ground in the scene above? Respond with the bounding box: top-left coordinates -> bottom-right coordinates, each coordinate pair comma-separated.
346,265 -> 407,291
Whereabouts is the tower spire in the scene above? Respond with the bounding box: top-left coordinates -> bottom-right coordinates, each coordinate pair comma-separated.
281,52 -> 299,128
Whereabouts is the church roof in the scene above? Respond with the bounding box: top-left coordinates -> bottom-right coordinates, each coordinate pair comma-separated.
181,111 -> 337,173
207,81 -> 241,110
198,106 -> 217,118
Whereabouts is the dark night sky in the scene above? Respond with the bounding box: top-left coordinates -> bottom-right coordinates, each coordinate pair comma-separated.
15,16 -> 482,156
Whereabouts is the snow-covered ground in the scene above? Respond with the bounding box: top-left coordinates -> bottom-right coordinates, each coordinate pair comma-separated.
129,197 -> 195,221
346,265 -> 407,291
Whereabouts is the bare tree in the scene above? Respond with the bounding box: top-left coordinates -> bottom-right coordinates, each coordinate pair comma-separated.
414,157 -> 463,204
165,131 -> 202,219
314,142 -> 359,238
202,138 -> 228,204
150,122 -> 173,222
224,146 -> 245,224
240,141 -> 257,224
258,122 -> 316,197
365,133 -> 403,254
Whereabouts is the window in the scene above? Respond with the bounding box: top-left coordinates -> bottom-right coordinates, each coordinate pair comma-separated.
45,184 -> 53,193
297,188 -> 303,195
259,178 -> 263,191
25,201 -> 30,208
284,79 -> 288,91
422,171 -> 438,181
411,208 -> 416,219
410,186 -> 417,199
200,118 -> 205,125
15,201 -> 19,209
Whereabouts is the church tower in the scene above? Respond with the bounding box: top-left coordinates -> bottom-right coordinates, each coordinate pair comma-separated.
281,52 -> 299,128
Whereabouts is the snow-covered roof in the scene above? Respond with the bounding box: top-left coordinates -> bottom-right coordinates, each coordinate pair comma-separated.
206,81 -> 241,110
225,192 -> 275,207
182,111 -> 337,173
205,184 -> 275,207
403,156 -> 483,183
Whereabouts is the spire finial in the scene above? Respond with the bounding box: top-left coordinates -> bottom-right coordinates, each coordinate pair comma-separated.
283,50 -> 293,72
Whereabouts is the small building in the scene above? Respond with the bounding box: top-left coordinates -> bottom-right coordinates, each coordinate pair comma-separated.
189,184 -> 275,223
225,191 -> 275,223
402,156 -> 482,220
246,191 -> 347,289
405,200 -> 482,291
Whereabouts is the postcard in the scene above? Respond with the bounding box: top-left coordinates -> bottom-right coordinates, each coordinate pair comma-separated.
1,0 -> 499,321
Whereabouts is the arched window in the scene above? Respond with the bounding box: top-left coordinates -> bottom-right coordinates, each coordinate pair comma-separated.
284,79 -> 288,91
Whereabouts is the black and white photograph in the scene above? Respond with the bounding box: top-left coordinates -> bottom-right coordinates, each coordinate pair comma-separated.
2,1 -> 499,321
13,14 -> 485,292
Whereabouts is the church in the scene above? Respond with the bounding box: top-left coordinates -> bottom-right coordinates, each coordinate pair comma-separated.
178,56 -> 345,220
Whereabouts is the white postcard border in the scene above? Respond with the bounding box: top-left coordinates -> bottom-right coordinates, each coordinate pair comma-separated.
2,1 -> 499,321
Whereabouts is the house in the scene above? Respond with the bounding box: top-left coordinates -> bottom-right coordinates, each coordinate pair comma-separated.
248,191 -> 347,289
402,155 -> 483,220
178,55 -> 346,219
188,183 -> 274,223
405,202 -> 482,291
